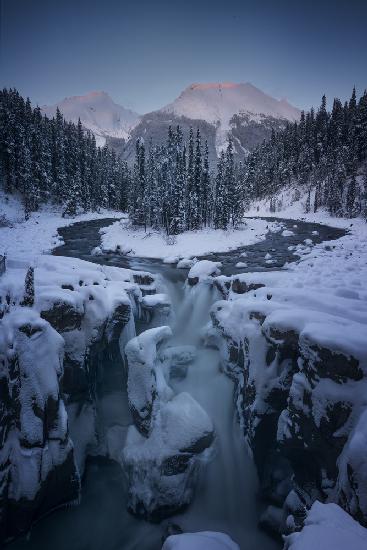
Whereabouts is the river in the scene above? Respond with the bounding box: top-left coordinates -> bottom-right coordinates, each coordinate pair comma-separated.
8,217 -> 345,550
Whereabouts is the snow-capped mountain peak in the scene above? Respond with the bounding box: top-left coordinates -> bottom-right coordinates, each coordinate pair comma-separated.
161,81 -> 300,124
42,91 -> 140,146
159,81 -> 300,154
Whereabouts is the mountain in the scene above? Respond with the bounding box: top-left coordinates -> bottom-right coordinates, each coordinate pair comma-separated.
161,82 -> 299,126
42,91 -> 140,147
42,83 -> 300,162
161,82 -> 300,154
123,82 -> 300,163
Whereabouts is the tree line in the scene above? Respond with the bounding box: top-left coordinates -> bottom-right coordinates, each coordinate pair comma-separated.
1,87 -> 366,230
245,87 -> 367,217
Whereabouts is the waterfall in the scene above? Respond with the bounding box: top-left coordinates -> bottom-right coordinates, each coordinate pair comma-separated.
171,282 -> 220,345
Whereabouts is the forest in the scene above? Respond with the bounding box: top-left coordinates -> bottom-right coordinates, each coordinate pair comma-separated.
0,87 -> 366,233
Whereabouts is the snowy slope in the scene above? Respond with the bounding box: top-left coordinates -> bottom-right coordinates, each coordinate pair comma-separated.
162,82 -> 300,124
42,91 -> 140,147
160,82 -> 300,152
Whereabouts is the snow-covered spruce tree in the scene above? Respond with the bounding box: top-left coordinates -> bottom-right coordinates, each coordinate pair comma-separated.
21,265 -> 35,307
52,107 -> 68,204
213,151 -> 228,229
186,127 -> 195,230
201,140 -> 210,226
130,138 -> 147,228
169,127 -> 186,234
190,128 -> 202,230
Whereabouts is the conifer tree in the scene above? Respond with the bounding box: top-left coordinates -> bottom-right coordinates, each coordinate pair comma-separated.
21,266 -> 35,307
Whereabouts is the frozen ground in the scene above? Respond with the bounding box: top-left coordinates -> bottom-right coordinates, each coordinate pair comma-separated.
245,184 -> 364,230
0,191 -> 124,260
99,218 -> 280,260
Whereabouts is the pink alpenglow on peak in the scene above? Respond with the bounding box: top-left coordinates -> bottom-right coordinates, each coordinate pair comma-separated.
189,82 -> 240,90
161,82 -> 300,147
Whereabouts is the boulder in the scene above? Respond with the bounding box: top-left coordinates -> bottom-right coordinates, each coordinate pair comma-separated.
0,309 -> 80,542
123,392 -> 214,519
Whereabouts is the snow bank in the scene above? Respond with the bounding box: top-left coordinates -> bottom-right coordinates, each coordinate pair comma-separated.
188,260 -> 221,284
206,217 -> 367,533
162,531 -> 240,550
0,308 -> 79,540
0,251 -> 162,539
99,217 -> 277,260
0,190 -> 124,260
284,501 -> 367,550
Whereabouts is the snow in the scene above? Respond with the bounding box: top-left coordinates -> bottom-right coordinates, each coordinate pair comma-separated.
188,260 -> 222,282
161,392 -> 213,451
0,191 -> 124,260
0,307 -> 75,501
125,326 -> 173,433
41,91 -> 140,143
235,262 -> 247,268
161,82 -> 300,154
177,258 -> 197,269
162,531 -> 240,550
123,327 -> 214,516
99,218 -> 277,260
141,293 -> 171,308
284,501 -> 367,550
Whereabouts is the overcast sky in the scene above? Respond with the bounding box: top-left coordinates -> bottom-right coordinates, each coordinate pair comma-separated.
1,0 -> 366,113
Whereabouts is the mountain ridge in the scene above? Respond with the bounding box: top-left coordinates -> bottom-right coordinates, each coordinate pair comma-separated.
42,83 -> 301,158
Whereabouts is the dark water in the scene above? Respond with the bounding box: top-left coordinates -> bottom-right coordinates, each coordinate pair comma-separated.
8,217 -> 345,550
54,216 -> 345,277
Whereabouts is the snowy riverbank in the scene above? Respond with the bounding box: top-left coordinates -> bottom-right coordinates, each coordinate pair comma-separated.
0,192 -> 125,260
99,217 -> 281,261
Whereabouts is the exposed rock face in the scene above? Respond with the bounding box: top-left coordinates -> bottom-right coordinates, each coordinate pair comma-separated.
207,285 -> 367,536
0,309 -> 80,542
123,327 -> 214,519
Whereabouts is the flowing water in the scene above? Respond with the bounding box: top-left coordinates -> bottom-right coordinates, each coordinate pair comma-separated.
8,218 -> 345,550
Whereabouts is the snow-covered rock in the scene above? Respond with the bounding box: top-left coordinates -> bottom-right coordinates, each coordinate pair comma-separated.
284,501 -> 367,550
163,255 -> 181,264
187,260 -> 221,286
91,245 -> 103,256
177,258 -> 197,269
162,531 -> 240,550
123,392 -> 214,519
0,309 -> 79,541
205,224 -> 367,535
140,293 -> 171,324
160,345 -> 197,380
0,254 -> 160,540
123,328 -> 214,518
126,326 -> 173,436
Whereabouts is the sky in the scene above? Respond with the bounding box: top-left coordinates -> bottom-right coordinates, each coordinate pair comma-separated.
0,0 -> 366,114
